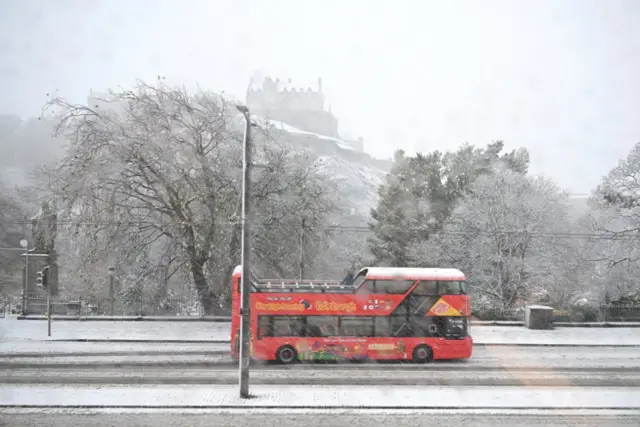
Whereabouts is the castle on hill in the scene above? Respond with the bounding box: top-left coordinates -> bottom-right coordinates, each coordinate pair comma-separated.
246,76 -> 363,152
87,76 -> 364,152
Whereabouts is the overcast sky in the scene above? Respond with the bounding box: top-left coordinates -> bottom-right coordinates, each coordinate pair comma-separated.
1,0 -> 639,193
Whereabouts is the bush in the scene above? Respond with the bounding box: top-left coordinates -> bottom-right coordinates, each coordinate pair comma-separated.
569,304 -> 599,322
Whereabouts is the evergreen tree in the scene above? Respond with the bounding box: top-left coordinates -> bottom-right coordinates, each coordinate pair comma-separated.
368,142 -> 530,266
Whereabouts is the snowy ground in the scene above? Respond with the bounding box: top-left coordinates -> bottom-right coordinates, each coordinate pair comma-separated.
2,346 -> 640,370
4,410 -> 640,427
1,385 -> 639,409
0,317 -> 229,342
0,341 -> 229,356
3,317 -> 640,346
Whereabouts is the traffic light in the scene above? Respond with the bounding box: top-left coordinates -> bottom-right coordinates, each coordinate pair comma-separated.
36,266 -> 50,289
42,266 -> 49,288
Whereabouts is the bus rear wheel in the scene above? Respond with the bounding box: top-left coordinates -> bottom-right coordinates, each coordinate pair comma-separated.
275,345 -> 298,364
412,345 -> 433,363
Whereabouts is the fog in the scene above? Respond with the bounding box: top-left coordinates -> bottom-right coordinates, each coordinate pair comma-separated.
2,0 -> 639,192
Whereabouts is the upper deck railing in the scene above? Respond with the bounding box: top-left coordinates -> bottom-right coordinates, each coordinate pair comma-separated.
252,278 -> 356,293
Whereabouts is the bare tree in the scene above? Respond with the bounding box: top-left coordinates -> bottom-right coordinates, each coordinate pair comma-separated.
40,81 -> 336,313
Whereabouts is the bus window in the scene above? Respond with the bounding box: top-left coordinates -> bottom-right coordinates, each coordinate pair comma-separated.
374,317 -> 391,337
439,281 -> 463,295
443,317 -> 467,338
269,316 -> 304,337
460,281 -> 468,295
351,271 -> 367,288
376,280 -> 415,294
257,316 -> 270,339
356,280 -> 376,294
390,315 -> 411,337
357,279 -> 415,294
410,316 -> 434,337
306,316 -> 339,337
340,317 -> 374,337
412,281 -> 438,296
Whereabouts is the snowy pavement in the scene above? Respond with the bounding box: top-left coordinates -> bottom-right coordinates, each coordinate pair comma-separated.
0,341 -> 229,356
0,318 -> 228,342
1,385 -> 639,409
3,317 -> 640,346
4,410 -> 640,427
3,346 -> 640,370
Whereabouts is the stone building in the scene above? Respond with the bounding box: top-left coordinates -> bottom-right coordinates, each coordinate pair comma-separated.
247,76 -> 353,144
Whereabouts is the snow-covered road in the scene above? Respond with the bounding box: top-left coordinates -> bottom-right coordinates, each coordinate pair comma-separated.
3,317 -> 640,346
2,347 -> 640,373
4,409 -> 640,427
3,345 -> 640,371
4,366 -> 640,387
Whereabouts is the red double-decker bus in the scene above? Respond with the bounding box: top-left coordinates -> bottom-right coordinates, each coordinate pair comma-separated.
230,266 -> 472,364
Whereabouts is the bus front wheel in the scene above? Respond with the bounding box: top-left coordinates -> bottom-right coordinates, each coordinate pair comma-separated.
275,345 -> 298,364
412,344 -> 433,363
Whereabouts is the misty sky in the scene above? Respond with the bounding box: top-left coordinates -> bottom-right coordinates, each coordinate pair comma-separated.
1,0 -> 639,194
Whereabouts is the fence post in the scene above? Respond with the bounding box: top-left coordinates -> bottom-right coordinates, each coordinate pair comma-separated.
108,267 -> 115,316
139,290 -> 143,317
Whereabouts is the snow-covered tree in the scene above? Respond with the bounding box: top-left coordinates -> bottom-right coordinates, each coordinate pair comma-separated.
0,181 -> 30,296
586,142 -> 640,302
368,141 -> 530,266
39,81 -> 337,313
413,167 -> 573,308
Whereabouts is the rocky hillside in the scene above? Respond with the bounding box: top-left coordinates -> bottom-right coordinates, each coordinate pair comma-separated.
257,118 -> 391,218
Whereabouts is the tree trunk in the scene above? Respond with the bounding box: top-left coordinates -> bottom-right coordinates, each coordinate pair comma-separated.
190,257 -> 216,315
221,224 -> 242,311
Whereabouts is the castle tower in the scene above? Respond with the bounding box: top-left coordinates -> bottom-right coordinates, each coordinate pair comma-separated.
245,75 -> 338,138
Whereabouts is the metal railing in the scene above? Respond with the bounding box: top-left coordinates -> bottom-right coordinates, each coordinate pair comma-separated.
601,305 -> 640,322
23,293 -> 207,317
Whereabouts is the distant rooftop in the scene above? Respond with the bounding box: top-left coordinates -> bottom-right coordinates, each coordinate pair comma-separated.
248,76 -> 323,93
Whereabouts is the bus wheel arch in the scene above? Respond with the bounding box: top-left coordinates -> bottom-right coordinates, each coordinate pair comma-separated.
275,345 -> 298,364
412,344 -> 433,363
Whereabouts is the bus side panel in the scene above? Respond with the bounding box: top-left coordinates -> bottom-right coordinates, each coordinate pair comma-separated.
251,336 -> 472,362
423,337 -> 473,360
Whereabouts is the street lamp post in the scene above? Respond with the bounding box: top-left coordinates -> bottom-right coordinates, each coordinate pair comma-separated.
236,104 -> 253,399
19,240 -> 36,315
20,240 -> 28,315
45,266 -> 52,337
